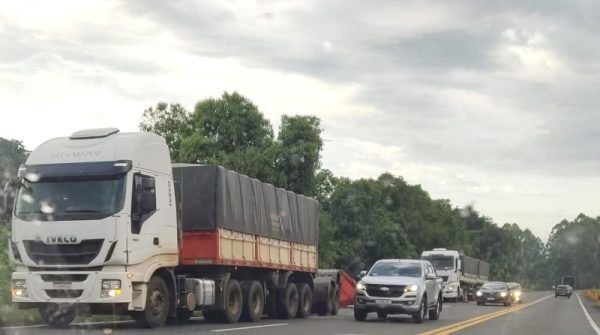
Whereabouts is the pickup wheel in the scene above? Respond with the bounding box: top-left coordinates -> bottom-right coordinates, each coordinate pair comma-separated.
354,308 -> 367,321
429,296 -> 442,320
412,296 -> 427,323
295,283 -> 312,319
39,304 -> 76,328
277,282 -> 299,319
240,280 -> 264,322
132,276 -> 170,328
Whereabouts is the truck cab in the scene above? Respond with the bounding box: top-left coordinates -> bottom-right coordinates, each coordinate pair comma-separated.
421,249 -> 461,301
10,128 -> 180,326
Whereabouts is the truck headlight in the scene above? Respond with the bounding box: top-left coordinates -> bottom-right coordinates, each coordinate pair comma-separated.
500,291 -> 507,297
404,284 -> 419,292
101,280 -> 122,298
476,291 -> 482,297
12,280 -> 28,297
356,282 -> 367,291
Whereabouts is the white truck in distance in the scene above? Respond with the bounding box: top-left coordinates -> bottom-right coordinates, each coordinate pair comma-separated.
420,249 -> 489,301
8,128 -> 347,328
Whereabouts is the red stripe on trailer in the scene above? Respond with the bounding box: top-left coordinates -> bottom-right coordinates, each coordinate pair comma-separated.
179,230 -> 317,273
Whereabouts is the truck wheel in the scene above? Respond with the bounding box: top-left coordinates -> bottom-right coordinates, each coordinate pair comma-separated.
354,308 -> 367,321
132,276 -> 170,328
223,279 -> 243,323
429,296 -> 442,320
295,283 -> 312,319
331,286 -> 340,316
412,297 -> 427,323
277,282 -> 299,319
39,304 -> 76,328
241,281 -> 264,322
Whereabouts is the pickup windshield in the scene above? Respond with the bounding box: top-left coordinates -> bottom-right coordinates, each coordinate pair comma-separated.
15,177 -> 126,221
369,262 -> 422,277
481,283 -> 508,290
422,255 -> 455,271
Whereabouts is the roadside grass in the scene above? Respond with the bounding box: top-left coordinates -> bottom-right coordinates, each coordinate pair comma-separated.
0,303 -> 40,327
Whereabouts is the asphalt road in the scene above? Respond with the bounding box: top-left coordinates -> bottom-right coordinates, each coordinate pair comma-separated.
3,291 -> 599,335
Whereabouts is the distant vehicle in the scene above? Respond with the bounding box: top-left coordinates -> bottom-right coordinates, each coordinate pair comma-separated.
476,282 -> 512,306
421,248 -> 489,301
555,285 -> 573,298
354,259 -> 443,323
562,275 -> 576,289
507,282 -> 523,304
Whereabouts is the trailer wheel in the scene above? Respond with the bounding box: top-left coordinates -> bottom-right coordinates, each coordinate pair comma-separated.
223,279 -> 243,323
277,282 -> 299,319
331,286 -> 340,316
241,281 -> 264,322
132,276 -> 170,328
295,283 -> 312,318
39,304 -> 76,328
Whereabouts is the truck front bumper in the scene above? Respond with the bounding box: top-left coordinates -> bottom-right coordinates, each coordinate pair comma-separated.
354,292 -> 421,314
11,270 -> 133,305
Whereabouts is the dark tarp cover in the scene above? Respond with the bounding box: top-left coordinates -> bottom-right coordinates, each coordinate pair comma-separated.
172,164 -> 319,245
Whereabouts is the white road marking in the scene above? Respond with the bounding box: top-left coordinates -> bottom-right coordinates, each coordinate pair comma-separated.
210,323 -> 288,332
1,324 -> 47,330
576,292 -> 600,335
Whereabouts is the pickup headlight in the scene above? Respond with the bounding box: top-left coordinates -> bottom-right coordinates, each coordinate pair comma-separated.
514,291 -> 521,297
356,282 -> 367,291
12,280 -> 28,297
476,291 -> 482,297
404,284 -> 419,292
500,291 -> 507,297
101,280 -> 122,298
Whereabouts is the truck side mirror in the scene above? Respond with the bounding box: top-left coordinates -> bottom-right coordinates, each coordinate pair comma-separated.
426,273 -> 436,280
359,270 -> 367,278
457,259 -> 461,271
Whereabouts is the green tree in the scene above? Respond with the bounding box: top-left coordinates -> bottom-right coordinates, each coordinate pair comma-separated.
139,102 -> 191,161
276,115 -> 323,195
0,138 -> 28,217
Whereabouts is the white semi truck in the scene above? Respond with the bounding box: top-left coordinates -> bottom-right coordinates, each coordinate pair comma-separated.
7,128 -> 351,328
420,248 -> 489,301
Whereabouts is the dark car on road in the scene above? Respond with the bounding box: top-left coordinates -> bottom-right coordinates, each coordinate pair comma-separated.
555,285 -> 573,298
476,282 -> 512,306
508,282 -> 523,304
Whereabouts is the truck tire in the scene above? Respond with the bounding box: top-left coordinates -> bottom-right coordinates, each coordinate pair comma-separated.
223,279 -> 243,323
241,280 -> 264,322
277,282 -> 299,319
39,304 -> 76,328
296,283 -> 312,319
132,276 -> 170,328
354,308 -> 367,321
429,296 -> 442,320
412,297 -> 427,323
331,286 -> 340,316
313,276 -> 333,316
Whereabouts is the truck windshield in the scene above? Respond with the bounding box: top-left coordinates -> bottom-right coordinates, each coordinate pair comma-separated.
423,256 -> 455,271
14,177 -> 126,221
369,262 -> 422,277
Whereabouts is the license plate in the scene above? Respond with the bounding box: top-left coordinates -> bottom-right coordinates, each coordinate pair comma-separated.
53,282 -> 72,290
487,297 -> 495,301
376,299 -> 392,304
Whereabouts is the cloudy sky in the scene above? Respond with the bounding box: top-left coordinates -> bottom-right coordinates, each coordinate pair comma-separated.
1,0 -> 599,239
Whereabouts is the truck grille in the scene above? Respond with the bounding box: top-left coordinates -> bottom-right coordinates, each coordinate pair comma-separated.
23,239 -> 104,265
40,274 -> 88,282
366,284 -> 406,298
45,290 -> 84,298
